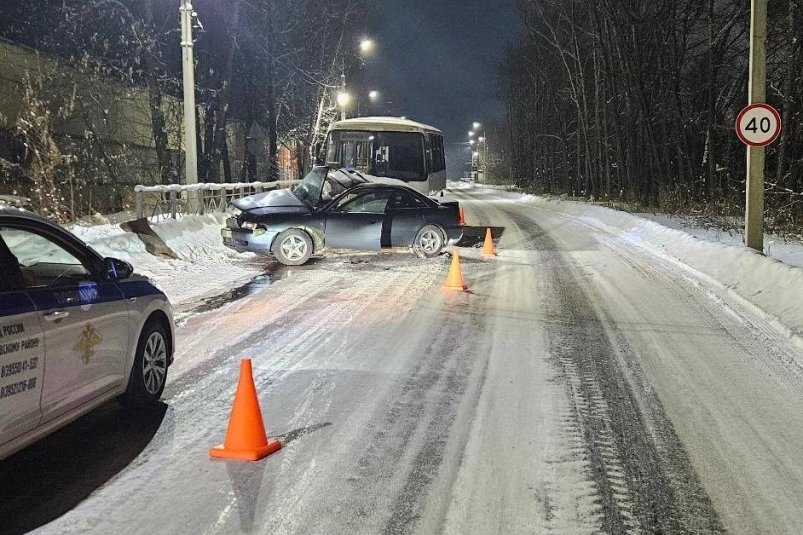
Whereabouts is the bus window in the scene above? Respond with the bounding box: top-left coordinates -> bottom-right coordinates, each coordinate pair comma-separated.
374,132 -> 425,181
325,131 -> 373,172
428,134 -> 446,173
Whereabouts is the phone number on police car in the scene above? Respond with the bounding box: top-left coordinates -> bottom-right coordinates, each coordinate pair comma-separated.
0,377 -> 37,399
1,356 -> 39,378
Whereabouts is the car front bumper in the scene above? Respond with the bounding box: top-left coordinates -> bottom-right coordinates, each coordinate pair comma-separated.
221,226 -> 280,255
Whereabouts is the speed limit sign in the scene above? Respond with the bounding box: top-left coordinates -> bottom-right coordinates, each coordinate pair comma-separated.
735,103 -> 782,147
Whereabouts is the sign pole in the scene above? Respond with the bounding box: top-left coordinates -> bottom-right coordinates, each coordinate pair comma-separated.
745,0 -> 767,252
180,0 -> 199,209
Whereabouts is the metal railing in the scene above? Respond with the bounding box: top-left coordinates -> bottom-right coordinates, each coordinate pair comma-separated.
133,180 -> 300,221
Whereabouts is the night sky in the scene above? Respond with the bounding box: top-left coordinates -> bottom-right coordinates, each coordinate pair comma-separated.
364,0 -> 524,174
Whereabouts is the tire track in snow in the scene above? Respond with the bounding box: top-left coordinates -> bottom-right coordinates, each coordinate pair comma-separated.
504,208 -> 725,534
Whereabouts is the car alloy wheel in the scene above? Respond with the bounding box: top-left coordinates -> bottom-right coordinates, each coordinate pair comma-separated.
273,229 -> 313,266
120,321 -> 169,408
419,229 -> 443,255
142,331 -> 168,395
281,235 -> 308,262
414,225 -> 446,258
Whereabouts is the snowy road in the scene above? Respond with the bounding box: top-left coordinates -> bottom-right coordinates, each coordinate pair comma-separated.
4,188 -> 803,534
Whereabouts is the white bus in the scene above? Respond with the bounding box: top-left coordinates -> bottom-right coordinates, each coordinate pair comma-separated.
320,117 -> 447,195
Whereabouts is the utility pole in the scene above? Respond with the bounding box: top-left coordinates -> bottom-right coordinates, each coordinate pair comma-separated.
180,0 -> 199,202
745,0 -> 767,251
340,73 -> 347,121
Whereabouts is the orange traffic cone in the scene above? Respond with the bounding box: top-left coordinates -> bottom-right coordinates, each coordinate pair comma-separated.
481,228 -> 496,258
443,250 -> 469,291
210,358 -> 282,461
458,207 -> 467,226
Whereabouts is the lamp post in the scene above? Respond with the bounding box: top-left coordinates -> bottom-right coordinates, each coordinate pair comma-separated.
179,0 -> 199,194
472,122 -> 488,183
478,136 -> 488,182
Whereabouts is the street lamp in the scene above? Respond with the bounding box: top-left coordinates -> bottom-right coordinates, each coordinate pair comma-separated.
468,131 -> 474,137
338,38 -> 376,120
369,90 -> 379,100
337,91 -> 353,110
359,38 -> 375,55
179,0 -> 199,192
473,122 -> 481,130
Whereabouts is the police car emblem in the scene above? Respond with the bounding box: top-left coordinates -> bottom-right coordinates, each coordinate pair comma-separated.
73,324 -> 102,365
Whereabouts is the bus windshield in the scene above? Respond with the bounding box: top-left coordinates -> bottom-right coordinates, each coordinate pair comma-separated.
325,130 -> 426,181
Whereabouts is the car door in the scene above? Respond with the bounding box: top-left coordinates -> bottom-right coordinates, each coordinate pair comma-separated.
324,189 -> 394,250
384,190 -> 425,247
0,224 -> 130,423
0,236 -> 45,446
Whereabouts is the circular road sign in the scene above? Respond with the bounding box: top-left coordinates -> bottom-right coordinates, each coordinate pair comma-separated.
735,103 -> 782,147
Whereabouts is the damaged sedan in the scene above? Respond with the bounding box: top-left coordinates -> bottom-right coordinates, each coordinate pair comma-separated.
221,167 -> 463,266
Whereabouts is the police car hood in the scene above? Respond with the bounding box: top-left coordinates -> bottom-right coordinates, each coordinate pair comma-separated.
232,189 -> 308,213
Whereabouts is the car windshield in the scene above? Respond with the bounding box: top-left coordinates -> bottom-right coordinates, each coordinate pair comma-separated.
291,167 -> 328,207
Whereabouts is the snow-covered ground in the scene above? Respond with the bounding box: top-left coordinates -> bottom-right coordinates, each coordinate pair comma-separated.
69,214 -> 263,307
450,182 -> 803,349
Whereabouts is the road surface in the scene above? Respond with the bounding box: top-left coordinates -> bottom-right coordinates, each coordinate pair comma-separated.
3,188 -> 803,534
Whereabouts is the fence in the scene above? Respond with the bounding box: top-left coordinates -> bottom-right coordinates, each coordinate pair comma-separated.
133,180 -> 300,221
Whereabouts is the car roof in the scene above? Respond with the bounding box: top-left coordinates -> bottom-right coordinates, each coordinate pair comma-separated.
0,206 -> 105,265
0,206 -> 61,227
342,182 -> 437,204
347,182 -> 412,192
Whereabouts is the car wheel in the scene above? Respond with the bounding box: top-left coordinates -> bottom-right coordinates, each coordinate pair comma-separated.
272,229 -> 313,266
413,225 -> 445,258
120,321 -> 169,408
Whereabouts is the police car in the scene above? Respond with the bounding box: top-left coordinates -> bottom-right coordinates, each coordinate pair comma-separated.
0,207 -> 174,460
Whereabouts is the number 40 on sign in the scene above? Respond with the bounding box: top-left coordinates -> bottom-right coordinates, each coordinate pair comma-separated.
735,103 -> 782,147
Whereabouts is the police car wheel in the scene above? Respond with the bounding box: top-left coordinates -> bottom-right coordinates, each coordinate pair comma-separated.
120,321 -> 169,408
272,229 -> 312,266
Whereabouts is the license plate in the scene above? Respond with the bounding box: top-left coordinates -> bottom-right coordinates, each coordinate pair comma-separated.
221,229 -> 247,247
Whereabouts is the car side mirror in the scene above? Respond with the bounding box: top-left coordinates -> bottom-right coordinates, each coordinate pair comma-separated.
105,257 -> 134,280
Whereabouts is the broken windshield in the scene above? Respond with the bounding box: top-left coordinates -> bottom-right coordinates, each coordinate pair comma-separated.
291,167 -> 328,207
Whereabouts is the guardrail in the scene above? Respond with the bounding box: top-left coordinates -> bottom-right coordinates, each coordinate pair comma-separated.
133,180 -> 300,221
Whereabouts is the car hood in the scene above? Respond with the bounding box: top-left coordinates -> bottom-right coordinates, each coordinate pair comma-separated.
233,189 -> 310,215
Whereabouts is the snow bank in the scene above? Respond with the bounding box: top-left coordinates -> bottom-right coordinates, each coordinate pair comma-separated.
636,213 -> 803,269
69,214 -> 261,306
483,188 -> 803,347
